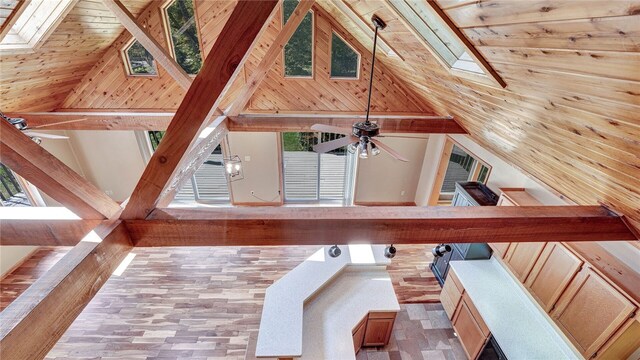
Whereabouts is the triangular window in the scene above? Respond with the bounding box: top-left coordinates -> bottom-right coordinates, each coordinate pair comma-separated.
123,40 -> 157,76
163,0 -> 203,75
330,32 -> 360,79
283,0 -> 313,78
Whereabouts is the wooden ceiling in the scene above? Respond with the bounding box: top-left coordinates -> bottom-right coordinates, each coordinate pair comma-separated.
1,0 -> 639,229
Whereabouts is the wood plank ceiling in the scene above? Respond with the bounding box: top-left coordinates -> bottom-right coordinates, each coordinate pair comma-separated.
0,0 -> 153,111
1,0 -> 639,231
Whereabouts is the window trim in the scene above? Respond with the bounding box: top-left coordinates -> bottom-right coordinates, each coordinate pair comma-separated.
281,6 -> 315,80
329,30 -> 361,80
161,0 -> 205,77
121,38 -> 159,77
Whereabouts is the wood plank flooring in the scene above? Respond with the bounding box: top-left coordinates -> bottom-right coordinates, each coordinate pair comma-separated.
1,244 -> 441,359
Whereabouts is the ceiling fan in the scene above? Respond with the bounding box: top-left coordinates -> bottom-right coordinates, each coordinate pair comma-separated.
1,111 -> 69,144
312,15 -> 408,162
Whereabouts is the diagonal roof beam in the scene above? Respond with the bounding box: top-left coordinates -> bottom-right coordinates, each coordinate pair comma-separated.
0,120 -> 121,219
0,220 -> 133,359
120,0 -> 279,219
225,0 -> 315,116
101,0 -> 192,90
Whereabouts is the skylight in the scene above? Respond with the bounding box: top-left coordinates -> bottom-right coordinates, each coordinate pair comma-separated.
388,0 -> 485,75
163,0 -> 203,75
283,0 -> 313,78
0,0 -> 75,52
123,40 -> 157,76
330,31 -> 360,79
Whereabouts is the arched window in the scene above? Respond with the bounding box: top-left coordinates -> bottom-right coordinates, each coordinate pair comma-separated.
330,32 -> 360,79
123,40 -> 157,76
283,0 -> 313,78
163,0 -> 203,75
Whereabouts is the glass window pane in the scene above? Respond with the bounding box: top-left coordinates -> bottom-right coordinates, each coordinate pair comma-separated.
175,145 -> 230,202
331,32 -> 359,78
125,40 -> 157,75
283,0 -> 313,77
440,145 -> 476,193
477,164 -> 490,183
283,132 -> 318,200
148,131 -> 165,151
0,163 -> 31,206
319,132 -> 347,200
165,0 -> 202,75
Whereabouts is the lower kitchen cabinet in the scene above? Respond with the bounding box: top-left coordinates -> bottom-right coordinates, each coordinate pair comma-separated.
352,312 -> 396,353
551,267 -> 637,358
525,242 -> 583,312
452,293 -> 490,360
503,242 -> 545,282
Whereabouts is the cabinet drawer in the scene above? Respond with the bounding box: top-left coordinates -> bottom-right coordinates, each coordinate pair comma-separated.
448,267 -> 465,294
440,286 -> 456,320
452,294 -> 490,360
442,275 -> 463,318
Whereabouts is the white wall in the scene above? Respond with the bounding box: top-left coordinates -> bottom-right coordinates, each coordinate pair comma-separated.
0,246 -> 37,276
227,132 -> 282,204
355,136 -> 428,204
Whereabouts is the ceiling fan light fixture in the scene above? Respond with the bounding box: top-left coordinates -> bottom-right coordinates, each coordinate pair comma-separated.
370,142 -> 381,156
359,142 -> 369,159
348,142 -> 358,154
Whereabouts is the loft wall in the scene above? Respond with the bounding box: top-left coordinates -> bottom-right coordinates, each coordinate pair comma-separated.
62,1 -> 435,114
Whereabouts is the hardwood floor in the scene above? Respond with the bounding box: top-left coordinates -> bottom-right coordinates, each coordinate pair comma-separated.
0,246 -> 72,311
1,244 -> 442,359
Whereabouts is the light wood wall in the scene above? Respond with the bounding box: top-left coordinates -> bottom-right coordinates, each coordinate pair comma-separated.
0,0 -> 152,112
319,0 -> 640,230
63,0 -> 434,114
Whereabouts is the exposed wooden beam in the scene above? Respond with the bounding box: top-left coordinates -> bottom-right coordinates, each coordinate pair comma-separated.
126,206 -> 638,246
225,0 -> 315,116
229,114 -> 466,133
0,120 -> 121,219
101,0 -> 192,90
0,219 -> 100,246
0,220 -> 133,360
0,0 -> 31,43
121,0 -> 279,220
6,110 -> 174,130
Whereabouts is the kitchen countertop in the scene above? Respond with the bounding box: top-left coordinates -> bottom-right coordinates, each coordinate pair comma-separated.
450,258 -> 580,360
255,245 -> 392,358
302,267 -> 400,359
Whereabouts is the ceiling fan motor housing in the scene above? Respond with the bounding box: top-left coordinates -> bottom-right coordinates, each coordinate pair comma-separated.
352,121 -> 380,139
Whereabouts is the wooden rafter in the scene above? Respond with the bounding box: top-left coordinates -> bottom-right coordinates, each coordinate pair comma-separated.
0,120 -> 121,219
125,206 -> 638,246
0,220 -> 133,360
7,111 -> 461,133
101,0 -> 193,90
0,218 -> 100,246
229,114 -> 466,133
0,0 -> 31,43
121,0 -> 279,220
225,0 -> 316,116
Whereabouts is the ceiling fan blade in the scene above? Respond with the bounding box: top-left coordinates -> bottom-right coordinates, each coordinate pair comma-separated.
313,135 -> 358,153
23,131 -> 69,140
310,124 -> 352,135
370,139 -> 409,162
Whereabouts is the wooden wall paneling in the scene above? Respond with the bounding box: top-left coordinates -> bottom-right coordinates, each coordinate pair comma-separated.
120,0 -> 279,219
5,110 -> 174,130
462,15 -> 640,52
1,0 -> 154,112
0,220 -> 133,360
126,205 -> 638,246
0,120 -> 121,219
0,0 -> 31,42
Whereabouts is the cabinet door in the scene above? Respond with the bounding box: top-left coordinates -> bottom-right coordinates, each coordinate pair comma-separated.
525,243 -> 582,312
452,295 -> 489,360
352,316 -> 367,354
363,314 -> 395,347
490,242 -> 510,258
504,242 -> 546,282
551,267 -> 637,358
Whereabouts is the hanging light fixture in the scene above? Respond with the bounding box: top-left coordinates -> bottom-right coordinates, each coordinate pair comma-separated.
347,15 -> 387,159
328,245 -> 342,258
223,155 -> 244,182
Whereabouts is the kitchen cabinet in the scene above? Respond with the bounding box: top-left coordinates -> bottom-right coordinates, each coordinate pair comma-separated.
525,242 -> 583,312
489,189 -> 542,258
441,266 -> 464,319
551,267 -> 637,358
363,312 -> 396,347
503,242 -> 546,282
452,293 -> 490,360
352,315 -> 367,354
596,315 -> 640,360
